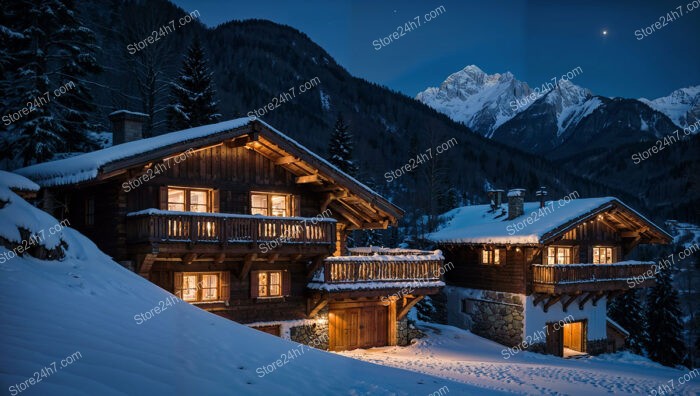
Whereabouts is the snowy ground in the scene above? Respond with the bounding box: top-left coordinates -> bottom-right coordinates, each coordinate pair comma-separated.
340,322 -> 700,395
0,172 -> 497,396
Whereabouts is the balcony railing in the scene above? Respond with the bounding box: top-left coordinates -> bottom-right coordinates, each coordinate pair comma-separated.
532,261 -> 656,293
126,209 -> 336,246
321,250 -> 445,284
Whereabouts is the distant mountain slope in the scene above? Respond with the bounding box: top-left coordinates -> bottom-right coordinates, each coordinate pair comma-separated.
415,65 -> 533,137
640,86 -> 700,129
72,0 -> 636,234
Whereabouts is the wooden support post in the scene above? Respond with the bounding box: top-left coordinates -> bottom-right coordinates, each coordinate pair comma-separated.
267,253 -> 279,264
533,293 -> 548,307
137,253 -> 157,278
591,292 -> 605,306
306,255 -> 325,280
214,253 -> 226,265
543,295 -> 562,313
398,296 -> 424,320
307,297 -> 328,318
182,253 -> 198,265
561,294 -> 580,312
388,298 -> 398,346
578,292 -> 594,310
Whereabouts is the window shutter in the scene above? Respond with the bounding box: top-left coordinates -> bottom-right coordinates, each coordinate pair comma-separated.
220,271 -> 230,302
173,272 -> 183,298
212,189 -> 220,213
282,270 -> 291,296
159,186 -> 168,210
292,195 -> 300,217
250,271 -> 260,298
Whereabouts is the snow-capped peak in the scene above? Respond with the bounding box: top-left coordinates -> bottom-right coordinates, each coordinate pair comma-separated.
416,65 -> 532,137
640,85 -> 700,129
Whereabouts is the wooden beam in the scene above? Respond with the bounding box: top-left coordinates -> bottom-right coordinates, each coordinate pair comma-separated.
330,203 -> 363,228
533,293 -> 548,307
361,220 -> 390,229
295,174 -> 322,184
275,155 -> 298,165
591,292 -> 605,306
543,295 -> 562,312
182,253 -> 198,265
561,294 -> 580,312
137,253 -> 157,278
267,253 -> 279,264
239,253 -> 257,279
306,256 -> 325,280
578,292 -> 594,310
398,296 -> 424,320
307,297 -> 328,317
214,253 -> 226,265
226,135 -> 251,148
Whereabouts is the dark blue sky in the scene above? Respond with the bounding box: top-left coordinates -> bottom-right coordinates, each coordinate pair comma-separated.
172,0 -> 700,99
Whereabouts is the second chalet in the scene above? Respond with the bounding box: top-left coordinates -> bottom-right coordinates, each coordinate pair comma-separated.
428,188 -> 671,357
16,113 -> 444,351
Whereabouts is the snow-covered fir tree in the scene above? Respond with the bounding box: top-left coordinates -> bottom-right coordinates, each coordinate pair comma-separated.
327,114 -> 357,177
645,261 -> 687,367
608,289 -> 648,354
1,0 -> 101,166
167,38 -> 221,130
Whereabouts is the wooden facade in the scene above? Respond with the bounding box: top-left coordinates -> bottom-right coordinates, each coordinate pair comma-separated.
23,119 -> 442,351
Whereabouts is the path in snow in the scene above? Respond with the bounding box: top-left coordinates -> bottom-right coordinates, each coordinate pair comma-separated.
339,323 -> 700,396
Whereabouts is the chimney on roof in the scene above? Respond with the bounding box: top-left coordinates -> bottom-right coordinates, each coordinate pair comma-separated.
507,188 -> 526,220
488,189 -> 505,211
108,110 -> 149,145
536,186 -> 548,208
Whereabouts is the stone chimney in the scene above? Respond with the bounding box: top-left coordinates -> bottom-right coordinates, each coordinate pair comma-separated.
108,110 -> 149,145
507,188 -> 526,220
535,186 -> 548,208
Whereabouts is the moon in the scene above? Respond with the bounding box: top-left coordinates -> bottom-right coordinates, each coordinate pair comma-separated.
602,29 -> 608,36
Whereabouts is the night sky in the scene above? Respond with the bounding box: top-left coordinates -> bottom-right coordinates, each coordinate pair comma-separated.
172,0 -> 700,99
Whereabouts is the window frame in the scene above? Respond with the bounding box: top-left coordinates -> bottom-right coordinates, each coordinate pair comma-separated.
250,192 -> 291,217
592,246 -> 614,264
177,271 -> 223,303
257,270 -> 283,298
481,248 -> 503,265
546,246 -> 573,265
167,186 -> 213,212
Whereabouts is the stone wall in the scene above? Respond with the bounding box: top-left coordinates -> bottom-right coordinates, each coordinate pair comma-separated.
288,308 -> 329,350
462,290 -> 525,347
397,317 -> 424,346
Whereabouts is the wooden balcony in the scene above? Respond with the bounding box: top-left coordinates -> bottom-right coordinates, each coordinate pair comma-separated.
532,261 -> 656,294
126,210 -> 336,256
312,250 -> 446,290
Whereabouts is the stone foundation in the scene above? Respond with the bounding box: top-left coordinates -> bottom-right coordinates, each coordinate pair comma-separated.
289,308 -> 329,350
462,290 -> 524,347
397,317 -> 424,346
587,339 -> 610,355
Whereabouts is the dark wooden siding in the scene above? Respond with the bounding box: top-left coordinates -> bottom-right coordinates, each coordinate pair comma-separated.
442,246 -> 528,294
547,218 -> 624,263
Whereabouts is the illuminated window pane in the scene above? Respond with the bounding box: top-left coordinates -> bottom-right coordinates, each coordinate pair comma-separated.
182,275 -> 198,301
271,195 -> 287,217
168,188 -> 186,211
190,190 -> 208,213
269,272 -> 281,296
547,247 -> 556,265
494,249 -> 501,265
251,194 -> 269,216
258,272 -> 268,297
482,250 -> 489,264
201,274 -> 219,301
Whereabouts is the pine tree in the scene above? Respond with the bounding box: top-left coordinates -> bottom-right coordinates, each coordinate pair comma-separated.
608,289 -> 647,354
327,114 -> 357,176
167,38 -> 221,130
645,262 -> 687,367
2,0 -> 101,166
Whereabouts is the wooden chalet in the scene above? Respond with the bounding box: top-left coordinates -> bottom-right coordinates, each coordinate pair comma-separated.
428,188 -> 671,357
16,114 -> 444,351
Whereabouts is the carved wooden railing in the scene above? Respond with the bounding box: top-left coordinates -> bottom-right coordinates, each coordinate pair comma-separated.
323,251 -> 445,284
532,262 -> 655,286
126,210 -> 336,246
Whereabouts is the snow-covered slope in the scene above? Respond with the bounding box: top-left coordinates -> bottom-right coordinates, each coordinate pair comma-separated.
415,65 -> 532,137
0,172 -> 490,396
641,86 -> 700,129
542,80 -> 598,136
343,321 -> 700,395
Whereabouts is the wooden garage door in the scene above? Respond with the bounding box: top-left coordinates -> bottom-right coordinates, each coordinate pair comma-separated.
329,304 -> 388,351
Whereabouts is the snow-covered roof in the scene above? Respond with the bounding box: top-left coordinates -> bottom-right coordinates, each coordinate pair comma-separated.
427,197 -> 670,245
15,118 -> 251,187
0,170 -> 40,192
606,318 -> 630,337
